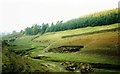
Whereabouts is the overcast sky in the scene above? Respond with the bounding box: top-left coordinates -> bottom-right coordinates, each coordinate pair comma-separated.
0,0 -> 119,33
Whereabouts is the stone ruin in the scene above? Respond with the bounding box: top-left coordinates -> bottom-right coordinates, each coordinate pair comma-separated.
61,61 -> 94,73
48,45 -> 84,53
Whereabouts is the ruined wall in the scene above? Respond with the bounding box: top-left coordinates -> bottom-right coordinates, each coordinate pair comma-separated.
48,46 -> 84,53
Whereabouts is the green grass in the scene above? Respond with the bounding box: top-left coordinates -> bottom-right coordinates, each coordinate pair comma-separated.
2,48 -> 68,72
30,52 -> 119,65
2,49 -> 53,72
9,35 -> 48,51
94,68 -> 120,72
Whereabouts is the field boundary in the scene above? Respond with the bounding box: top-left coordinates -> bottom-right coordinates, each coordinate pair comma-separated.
62,27 -> 120,38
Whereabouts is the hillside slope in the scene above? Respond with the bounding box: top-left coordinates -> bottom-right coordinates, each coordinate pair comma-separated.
34,23 -> 119,49
30,23 -> 120,65
2,23 -> 120,73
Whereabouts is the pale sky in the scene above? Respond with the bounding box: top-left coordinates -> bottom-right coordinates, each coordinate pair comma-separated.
0,0 -> 119,33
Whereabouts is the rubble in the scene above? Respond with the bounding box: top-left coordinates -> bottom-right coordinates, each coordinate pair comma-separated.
61,61 -> 94,73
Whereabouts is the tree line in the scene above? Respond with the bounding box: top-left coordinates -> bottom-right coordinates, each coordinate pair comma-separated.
23,8 -> 119,35
24,23 -> 49,35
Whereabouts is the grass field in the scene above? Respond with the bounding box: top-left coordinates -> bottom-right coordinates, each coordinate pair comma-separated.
34,23 -> 118,43
2,23 -> 120,72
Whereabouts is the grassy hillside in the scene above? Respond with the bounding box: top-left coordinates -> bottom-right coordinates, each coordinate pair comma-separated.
29,23 -> 119,64
2,23 -> 120,73
34,23 -> 119,47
